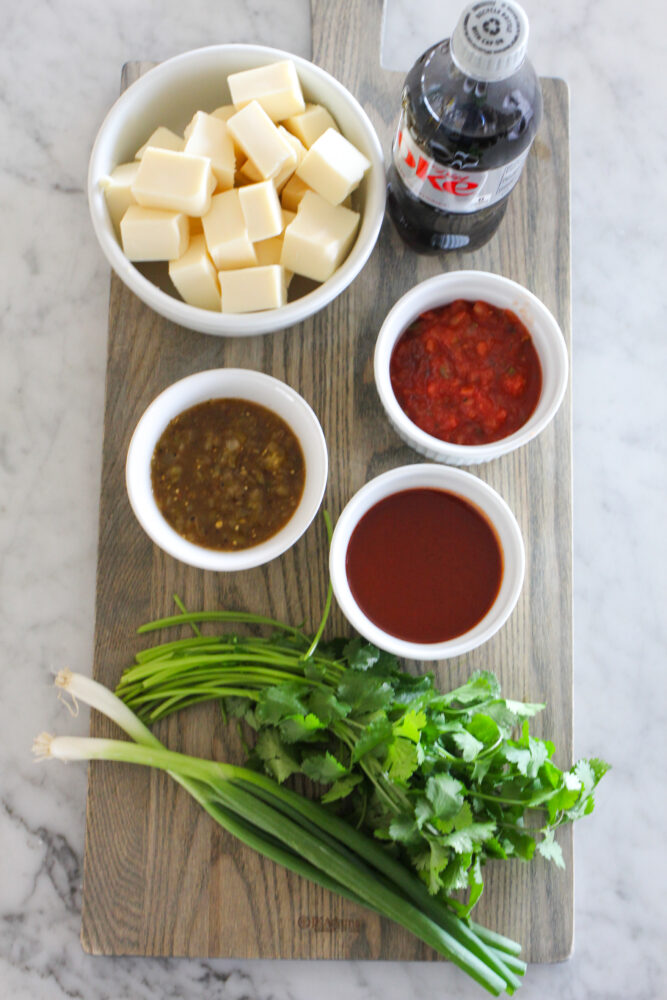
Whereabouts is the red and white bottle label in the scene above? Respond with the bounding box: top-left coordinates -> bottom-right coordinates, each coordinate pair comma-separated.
392,109 -> 529,214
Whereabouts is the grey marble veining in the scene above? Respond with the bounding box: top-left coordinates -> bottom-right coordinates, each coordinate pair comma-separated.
1,1 -> 665,998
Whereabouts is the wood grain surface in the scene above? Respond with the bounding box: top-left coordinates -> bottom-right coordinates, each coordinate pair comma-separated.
82,0 -> 572,963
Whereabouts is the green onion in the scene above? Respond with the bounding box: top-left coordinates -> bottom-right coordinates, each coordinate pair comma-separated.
38,671 -> 523,996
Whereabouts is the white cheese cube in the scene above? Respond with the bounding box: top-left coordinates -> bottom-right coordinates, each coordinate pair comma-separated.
280,174 -> 312,212
202,189 -> 257,270
99,161 -> 139,234
168,234 -> 221,311
135,126 -> 185,159
212,105 -> 245,159
183,112 -> 235,190
280,191 -> 359,283
282,104 -> 339,148
296,128 -> 370,205
272,127 -> 306,192
227,60 -> 305,122
219,265 -> 287,313
227,101 -> 295,180
239,142 -> 298,192
132,147 -> 216,217
210,104 -> 236,122
120,205 -> 189,261
254,234 -> 294,287
238,158 -> 264,184
238,180 -> 283,242
278,126 -> 307,166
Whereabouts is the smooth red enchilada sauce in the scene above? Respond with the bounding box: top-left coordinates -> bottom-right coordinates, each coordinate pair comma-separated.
390,300 -> 542,446
345,488 -> 503,643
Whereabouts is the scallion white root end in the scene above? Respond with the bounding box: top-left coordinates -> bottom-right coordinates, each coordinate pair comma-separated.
32,733 -> 109,763
54,670 -> 161,749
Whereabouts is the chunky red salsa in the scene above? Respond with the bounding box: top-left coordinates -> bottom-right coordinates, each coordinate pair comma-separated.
390,299 -> 542,446
345,488 -> 503,644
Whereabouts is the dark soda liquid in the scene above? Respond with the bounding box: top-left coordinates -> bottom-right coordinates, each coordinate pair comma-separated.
387,40 -> 542,253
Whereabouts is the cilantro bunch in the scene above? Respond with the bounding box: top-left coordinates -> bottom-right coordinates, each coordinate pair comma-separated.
118,615 -> 608,918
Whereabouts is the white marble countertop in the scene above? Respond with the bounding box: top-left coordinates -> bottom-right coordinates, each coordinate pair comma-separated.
2,1 -> 665,998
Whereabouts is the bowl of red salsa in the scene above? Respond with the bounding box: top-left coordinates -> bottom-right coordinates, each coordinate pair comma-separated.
374,271 -> 568,465
329,464 -> 525,660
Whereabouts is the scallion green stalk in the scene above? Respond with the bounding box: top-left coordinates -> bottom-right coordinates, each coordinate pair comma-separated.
36,672 -> 522,996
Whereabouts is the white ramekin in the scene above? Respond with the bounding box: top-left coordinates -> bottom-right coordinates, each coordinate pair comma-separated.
374,271 -> 569,465
329,464 -> 525,660
126,369 -> 328,570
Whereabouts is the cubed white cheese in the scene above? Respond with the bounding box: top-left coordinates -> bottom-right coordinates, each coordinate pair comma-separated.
238,158 -> 264,184
280,191 -> 359,283
99,161 -> 139,234
135,126 -> 184,159
227,101 -> 295,181
183,112 -> 235,190
280,174 -> 312,213
210,104 -> 236,122
282,104 -> 339,148
120,205 -> 190,261
254,234 -> 294,287
238,180 -> 283,242
132,147 -> 216,217
202,189 -> 257,270
227,60 -> 305,122
168,234 -> 221,311
219,265 -> 287,313
296,128 -> 370,205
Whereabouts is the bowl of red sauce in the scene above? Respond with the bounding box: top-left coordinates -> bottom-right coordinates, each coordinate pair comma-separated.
126,368 -> 328,571
374,271 -> 568,465
329,464 -> 524,660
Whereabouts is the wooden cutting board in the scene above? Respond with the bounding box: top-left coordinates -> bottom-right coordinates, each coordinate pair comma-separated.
82,0 -> 572,963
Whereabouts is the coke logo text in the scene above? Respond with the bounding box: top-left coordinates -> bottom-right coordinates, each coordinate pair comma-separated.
397,129 -> 479,198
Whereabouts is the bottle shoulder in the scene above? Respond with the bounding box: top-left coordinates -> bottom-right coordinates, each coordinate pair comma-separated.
403,41 -> 542,167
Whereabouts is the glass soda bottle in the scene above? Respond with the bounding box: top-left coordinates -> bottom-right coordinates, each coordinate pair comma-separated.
386,0 -> 542,253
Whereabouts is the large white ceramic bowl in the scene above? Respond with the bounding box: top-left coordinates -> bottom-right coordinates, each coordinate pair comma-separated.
329,464 -> 525,660
374,271 -> 569,465
126,369 -> 328,570
88,44 -> 385,336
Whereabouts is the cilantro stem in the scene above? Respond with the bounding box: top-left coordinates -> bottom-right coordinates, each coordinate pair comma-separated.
38,672 -> 520,996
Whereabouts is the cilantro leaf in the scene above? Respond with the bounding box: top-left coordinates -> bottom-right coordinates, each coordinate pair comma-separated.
256,683 -> 308,725
306,688 -> 350,725
536,830 -> 565,868
504,743 -> 532,775
465,713 -> 501,746
343,637 -> 381,671
452,729 -> 484,762
393,709 -> 427,743
279,713 -> 327,743
351,716 -> 393,763
321,773 -> 363,804
337,671 -> 394,714
502,827 -> 536,861
254,729 -> 299,784
388,814 -> 422,845
439,851 -> 474,892
301,751 -> 349,784
442,671 -> 501,706
442,822 -> 496,854
385,737 -> 420,782
425,774 -> 465,820
505,699 -> 545,718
